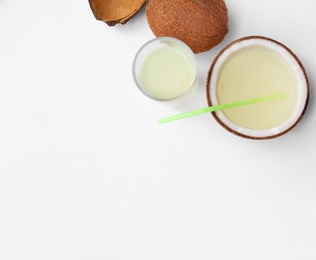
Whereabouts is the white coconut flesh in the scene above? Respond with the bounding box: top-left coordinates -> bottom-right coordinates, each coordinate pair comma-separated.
208,37 -> 309,139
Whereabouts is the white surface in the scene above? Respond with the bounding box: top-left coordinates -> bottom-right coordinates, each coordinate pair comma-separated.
0,1 -> 315,260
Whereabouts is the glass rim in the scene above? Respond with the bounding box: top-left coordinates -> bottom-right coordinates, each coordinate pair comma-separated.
132,36 -> 198,102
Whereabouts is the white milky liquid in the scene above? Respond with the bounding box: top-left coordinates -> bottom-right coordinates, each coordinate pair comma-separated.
140,47 -> 195,100
217,45 -> 299,130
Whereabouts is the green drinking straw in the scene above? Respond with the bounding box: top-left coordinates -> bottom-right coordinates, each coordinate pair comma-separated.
158,92 -> 286,124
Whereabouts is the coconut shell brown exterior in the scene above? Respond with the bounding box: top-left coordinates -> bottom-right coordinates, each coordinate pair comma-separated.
206,36 -> 310,140
146,0 -> 229,53
89,0 -> 146,26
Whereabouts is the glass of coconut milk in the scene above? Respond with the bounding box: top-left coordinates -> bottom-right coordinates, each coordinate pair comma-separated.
133,37 -> 198,105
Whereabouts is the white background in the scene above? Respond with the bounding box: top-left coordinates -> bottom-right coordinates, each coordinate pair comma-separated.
0,0 -> 315,260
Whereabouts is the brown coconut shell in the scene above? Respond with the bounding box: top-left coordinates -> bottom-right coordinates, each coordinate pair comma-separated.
206,36 -> 310,140
89,0 -> 146,26
146,0 -> 229,53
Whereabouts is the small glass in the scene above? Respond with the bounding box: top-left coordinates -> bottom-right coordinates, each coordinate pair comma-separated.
132,37 -> 198,105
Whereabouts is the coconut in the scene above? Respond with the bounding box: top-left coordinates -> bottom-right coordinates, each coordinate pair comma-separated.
89,0 -> 146,26
206,36 -> 309,140
146,0 -> 229,53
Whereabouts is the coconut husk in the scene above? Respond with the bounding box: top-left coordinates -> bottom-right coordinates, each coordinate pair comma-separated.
146,0 -> 229,53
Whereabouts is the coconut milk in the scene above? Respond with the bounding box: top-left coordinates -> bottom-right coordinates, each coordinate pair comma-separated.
216,45 -> 299,130
140,46 -> 196,100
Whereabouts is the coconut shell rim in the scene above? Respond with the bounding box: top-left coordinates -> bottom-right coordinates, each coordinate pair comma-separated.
206,35 -> 310,140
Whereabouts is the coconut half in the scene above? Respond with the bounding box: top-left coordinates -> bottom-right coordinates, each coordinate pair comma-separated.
89,0 -> 146,26
206,36 -> 309,140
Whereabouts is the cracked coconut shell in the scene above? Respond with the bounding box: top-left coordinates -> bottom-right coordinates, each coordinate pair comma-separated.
146,0 -> 229,53
89,0 -> 146,26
